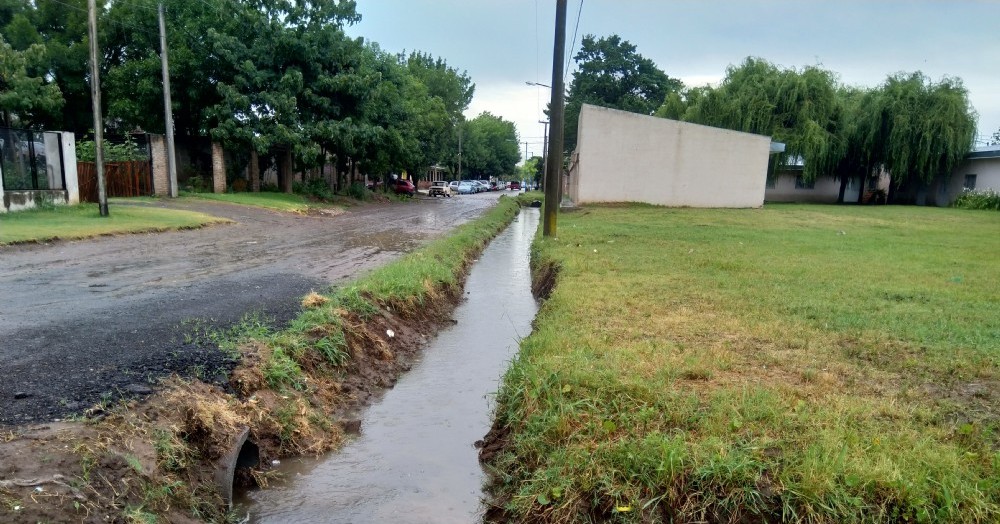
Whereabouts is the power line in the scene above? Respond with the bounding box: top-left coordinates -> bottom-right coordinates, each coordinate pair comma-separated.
564,0 -> 583,83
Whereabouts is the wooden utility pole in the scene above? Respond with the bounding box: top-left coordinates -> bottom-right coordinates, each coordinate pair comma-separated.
543,0 -> 567,236
87,0 -> 108,216
158,3 -> 178,198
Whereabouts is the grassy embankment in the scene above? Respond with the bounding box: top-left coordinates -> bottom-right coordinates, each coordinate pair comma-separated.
486,204 -> 1000,522
0,202 -> 227,244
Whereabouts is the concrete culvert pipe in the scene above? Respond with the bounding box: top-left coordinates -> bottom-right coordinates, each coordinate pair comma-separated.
215,426 -> 259,508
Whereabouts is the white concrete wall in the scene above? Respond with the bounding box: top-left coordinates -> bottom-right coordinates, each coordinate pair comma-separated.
570,104 -> 770,208
944,156 -> 1000,204
60,132 -> 79,204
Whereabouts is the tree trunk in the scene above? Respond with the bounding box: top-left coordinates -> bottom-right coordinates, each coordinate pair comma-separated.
837,175 -> 848,204
250,149 -> 260,192
280,150 -> 293,193
887,179 -> 897,204
857,174 -> 867,204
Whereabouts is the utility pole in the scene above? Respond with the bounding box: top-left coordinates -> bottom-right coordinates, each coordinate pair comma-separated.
522,141 -> 529,165
457,126 -> 462,180
87,0 -> 108,216
543,0 -> 566,237
158,3 -> 178,198
539,119 -> 549,191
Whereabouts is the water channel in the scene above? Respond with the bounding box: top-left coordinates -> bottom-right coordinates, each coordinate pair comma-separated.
242,208 -> 540,523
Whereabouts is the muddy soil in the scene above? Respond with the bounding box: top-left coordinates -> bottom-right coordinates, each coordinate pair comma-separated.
0,193 -> 504,426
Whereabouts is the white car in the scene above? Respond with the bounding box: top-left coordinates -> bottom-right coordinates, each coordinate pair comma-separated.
429,180 -> 451,197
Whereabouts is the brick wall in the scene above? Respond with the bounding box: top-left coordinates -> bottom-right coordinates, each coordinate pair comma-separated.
211,142 -> 226,193
149,134 -> 169,196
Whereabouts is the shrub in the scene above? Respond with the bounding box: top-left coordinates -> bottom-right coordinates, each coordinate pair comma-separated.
952,188 -> 1000,210
293,177 -> 334,200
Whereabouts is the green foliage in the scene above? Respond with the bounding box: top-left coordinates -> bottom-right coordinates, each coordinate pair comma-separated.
461,111 -> 519,179
345,181 -> 369,200
293,177 -> 334,200
75,135 -> 148,162
263,346 -> 305,391
565,34 -> 683,152
857,72 -> 977,188
0,34 -> 63,127
953,188 -> 1000,210
685,57 -> 845,182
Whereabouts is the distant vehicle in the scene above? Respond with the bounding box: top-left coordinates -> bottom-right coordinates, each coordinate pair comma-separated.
509,181 -> 521,191
479,180 -> 495,191
448,180 -> 460,192
471,181 -> 488,193
457,181 -> 475,194
428,180 -> 451,197
392,179 -> 415,196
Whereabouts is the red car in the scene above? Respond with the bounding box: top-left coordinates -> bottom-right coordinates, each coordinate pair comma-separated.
509,181 -> 521,191
392,179 -> 415,196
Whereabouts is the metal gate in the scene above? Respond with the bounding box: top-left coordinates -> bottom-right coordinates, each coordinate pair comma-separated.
0,127 -> 65,191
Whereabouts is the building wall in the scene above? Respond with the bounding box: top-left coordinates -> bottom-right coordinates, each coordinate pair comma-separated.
569,104 -> 770,208
765,172 -> 861,203
939,156 -> 1000,205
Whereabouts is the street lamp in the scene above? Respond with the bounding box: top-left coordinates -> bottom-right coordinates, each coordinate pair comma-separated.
525,81 -> 551,88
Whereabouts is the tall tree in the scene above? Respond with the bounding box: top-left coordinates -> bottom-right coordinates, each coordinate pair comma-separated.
462,111 -> 519,179
564,34 -> 682,152
855,72 -> 976,201
0,34 -> 63,127
685,57 -> 846,182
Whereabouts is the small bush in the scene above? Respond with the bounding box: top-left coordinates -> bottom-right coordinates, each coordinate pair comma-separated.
953,188 -> 1000,210
294,177 -> 334,200
345,181 -> 370,201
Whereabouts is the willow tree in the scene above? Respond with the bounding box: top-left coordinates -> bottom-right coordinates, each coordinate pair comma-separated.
685,57 -> 846,183
855,72 -> 977,202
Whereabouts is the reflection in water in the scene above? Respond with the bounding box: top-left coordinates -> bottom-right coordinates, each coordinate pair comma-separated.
244,209 -> 540,524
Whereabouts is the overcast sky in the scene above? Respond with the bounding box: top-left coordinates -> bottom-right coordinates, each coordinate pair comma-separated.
347,1 -> 1000,161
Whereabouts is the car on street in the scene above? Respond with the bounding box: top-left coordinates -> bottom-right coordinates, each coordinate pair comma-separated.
457,181 -> 475,194
449,180 -> 460,192
428,180 -> 451,197
392,179 -> 415,196
509,181 -> 521,191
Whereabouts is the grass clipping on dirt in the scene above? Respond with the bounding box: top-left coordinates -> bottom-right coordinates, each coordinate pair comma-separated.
0,196 -> 520,523
484,204 -> 1000,523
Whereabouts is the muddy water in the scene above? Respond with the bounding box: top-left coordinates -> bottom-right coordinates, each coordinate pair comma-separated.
243,208 -> 540,523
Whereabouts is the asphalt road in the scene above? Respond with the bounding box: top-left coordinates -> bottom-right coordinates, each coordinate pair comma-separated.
0,192 -> 505,426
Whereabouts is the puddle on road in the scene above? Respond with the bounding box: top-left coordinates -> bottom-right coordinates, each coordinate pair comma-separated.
240,208 -> 540,524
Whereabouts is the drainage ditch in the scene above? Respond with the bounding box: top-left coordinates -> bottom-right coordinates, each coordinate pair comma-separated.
237,207 -> 540,523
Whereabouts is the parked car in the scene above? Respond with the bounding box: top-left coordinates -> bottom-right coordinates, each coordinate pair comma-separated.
449,180 -> 460,192
471,181 -> 487,193
428,180 -> 451,197
509,181 -> 521,191
457,181 -> 475,194
478,180 -> 495,191
392,179 -> 415,196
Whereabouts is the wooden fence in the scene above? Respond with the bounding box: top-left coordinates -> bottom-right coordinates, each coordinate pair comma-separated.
77,161 -> 152,202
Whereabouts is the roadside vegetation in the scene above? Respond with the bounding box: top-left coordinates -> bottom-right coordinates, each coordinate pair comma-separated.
953,188 -> 1000,211
181,191 -> 346,214
484,203 -> 1000,522
0,202 -> 227,245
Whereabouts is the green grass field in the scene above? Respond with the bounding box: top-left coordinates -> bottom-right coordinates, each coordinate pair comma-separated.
0,203 -> 228,244
489,204 -> 1000,522
182,191 -> 344,213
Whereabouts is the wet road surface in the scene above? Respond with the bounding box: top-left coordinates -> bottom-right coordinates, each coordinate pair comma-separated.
0,192 -> 507,425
